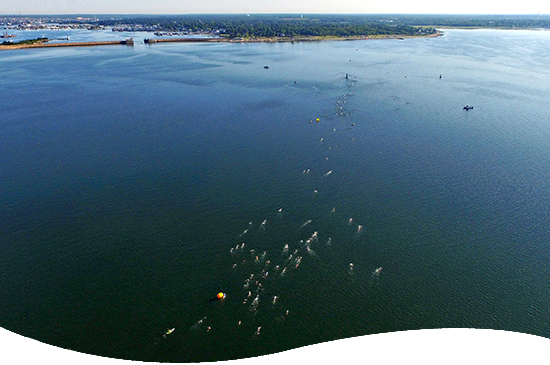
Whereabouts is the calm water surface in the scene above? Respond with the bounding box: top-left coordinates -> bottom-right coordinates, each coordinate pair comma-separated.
1,29 -> 550,362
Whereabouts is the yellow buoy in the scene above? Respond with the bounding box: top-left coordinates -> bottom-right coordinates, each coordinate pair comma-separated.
316,118 -> 320,122
217,292 -> 226,299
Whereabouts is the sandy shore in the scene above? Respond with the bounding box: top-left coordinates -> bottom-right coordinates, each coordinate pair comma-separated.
0,31 -> 443,50
214,31 -> 443,43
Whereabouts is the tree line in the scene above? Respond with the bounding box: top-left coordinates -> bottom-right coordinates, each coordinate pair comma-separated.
79,15 -> 438,38
393,14 -> 550,29
57,14 -> 550,38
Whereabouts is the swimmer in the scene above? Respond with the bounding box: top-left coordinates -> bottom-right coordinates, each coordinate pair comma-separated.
282,243 -> 289,254
300,220 -> 312,229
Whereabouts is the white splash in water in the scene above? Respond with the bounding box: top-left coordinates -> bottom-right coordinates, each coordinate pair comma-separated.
259,219 -> 267,231
191,316 -> 207,331
311,231 -> 318,242
249,295 -> 260,312
300,220 -> 312,229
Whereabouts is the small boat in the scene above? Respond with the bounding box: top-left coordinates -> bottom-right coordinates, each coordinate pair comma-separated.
263,65 -> 270,69
163,328 -> 175,338
0,31 -> 16,38
463,105 -> 474,110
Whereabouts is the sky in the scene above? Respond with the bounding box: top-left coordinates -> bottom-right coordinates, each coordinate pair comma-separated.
1,0 -> 550,16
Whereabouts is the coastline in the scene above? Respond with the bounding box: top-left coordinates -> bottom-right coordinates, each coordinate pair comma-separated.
222,31 -> 443,43
0,31 -> 443,50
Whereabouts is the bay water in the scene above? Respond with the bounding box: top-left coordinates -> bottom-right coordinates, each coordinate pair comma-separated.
1,29 -> 550,362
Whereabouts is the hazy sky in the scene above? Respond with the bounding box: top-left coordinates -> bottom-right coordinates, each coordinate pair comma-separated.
2,0 -> 549,16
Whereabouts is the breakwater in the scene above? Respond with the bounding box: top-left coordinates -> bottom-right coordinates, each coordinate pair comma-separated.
144,37 -> 224,44
0,39 -> 134,50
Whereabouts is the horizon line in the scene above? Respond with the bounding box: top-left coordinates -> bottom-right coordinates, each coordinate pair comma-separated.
1,12 -> 550,16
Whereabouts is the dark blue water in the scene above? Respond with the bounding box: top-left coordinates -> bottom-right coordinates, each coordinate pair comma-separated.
1,29 -> 550,362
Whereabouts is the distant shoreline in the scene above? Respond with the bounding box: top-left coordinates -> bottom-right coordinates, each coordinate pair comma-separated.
221,31 -> 444,42
0,31 -> 443,50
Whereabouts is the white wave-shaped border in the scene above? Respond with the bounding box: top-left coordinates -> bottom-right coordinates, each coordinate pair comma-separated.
1,328 -> 549,364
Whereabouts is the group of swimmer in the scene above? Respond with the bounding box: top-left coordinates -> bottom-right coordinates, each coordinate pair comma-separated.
163,68 -> 385,343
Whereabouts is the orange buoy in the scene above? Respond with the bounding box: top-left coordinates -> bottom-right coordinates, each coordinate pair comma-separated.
217,292 -> 226,299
